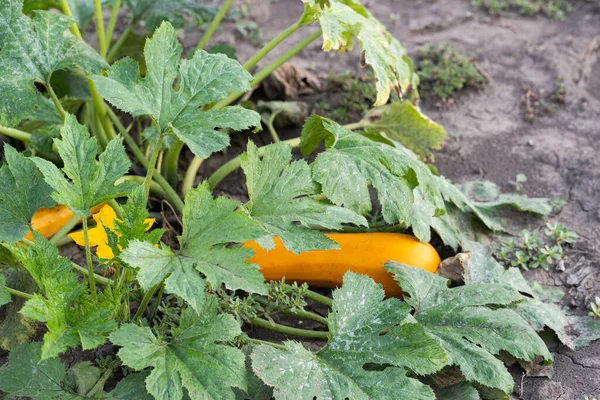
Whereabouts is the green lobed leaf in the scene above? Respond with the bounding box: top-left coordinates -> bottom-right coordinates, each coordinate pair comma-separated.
0,144 -> 55,243
435,176 -> 561,243
0,274 -> 10,306
108,371 -> 153,399
32,115 -> 133,217
360,101 -> 446,160
126,0 -> 218,33
113,184 -> 164,254
387,262 -> 552,393
121,182 -> 267,312
92,21 -> 261,159
240,140 -> 367,254
462,240 -> 573,348
251,272 -> 446,400
11,232 -> 117,359
436,382 -> 480,400
302,0 -> 418,106
301,115 -> 445,242
0,342 -> 67,399
64,361 -> 102,396
0,0 -> 107,126
110,296 -> 246,400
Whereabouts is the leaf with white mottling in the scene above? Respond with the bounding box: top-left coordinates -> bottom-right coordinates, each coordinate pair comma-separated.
387,262 -> 552,393
301,115 -> 445,242
0,0 -> 107,126
251,272 -> 446,400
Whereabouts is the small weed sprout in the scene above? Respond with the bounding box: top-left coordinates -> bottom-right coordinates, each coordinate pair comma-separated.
495,222 -> 577,271
589,297 -> 600,320
416,44 -> 487,102
472,0 -> 573,19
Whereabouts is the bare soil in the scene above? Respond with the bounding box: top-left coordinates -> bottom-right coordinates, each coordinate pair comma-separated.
186,1 -> 600,398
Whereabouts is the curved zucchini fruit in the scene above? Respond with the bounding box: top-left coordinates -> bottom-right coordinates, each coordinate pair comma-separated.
245,232 -> 440,297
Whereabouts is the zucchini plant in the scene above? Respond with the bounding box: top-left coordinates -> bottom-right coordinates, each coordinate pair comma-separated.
0,0 -> 576,399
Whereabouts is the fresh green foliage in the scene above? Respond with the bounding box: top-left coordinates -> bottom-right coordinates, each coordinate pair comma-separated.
251,272 -> 446,399
240,141 -> 367,254
495,222 -> 577,271
32,115 -> 132,217
416,44 -> 486,101
0,341 -> 148,399
472,0 -> 572,18
301,115 -> 445,242
0,0 -> 107,126
0,144 -> 55,242
590,296 -> 600,320
387,262 -> 552,393
93,22 -> 261,159
11,232 -> 118,359
356,101 -> 446,160
110,296 -> 246,400
302,0 -> 417,106
121,182 -> 267,313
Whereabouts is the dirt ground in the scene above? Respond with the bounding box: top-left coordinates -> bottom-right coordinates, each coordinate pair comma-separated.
184,1 -> 600,398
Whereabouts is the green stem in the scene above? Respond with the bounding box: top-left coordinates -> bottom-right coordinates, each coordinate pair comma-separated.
49,214 -> 81,246
0,124 -> 33,144
82,218 -> 98,301
145,135 -> 164,198
254,297 -> 328,326
305,290 -> 332,308
105,0 -> 121,46
264,111 -> 282,143
107,108 -> 184,212
250,317 -> 328,339
70,261 -> 113,286
117,175 -> 168,199
107,24 -> 133,63
86,362 -> 117,397
247,338 -> 286,351
213,29 -> 322,110
134,284 -> 160,321
196,0 -> 233,50
91,108 -> 109,150
181,157 -> 203,196
45,81 -> 67,120
164,140 -> 183,187
208,137 -> 300,188
6,287 -> 33,300
60,0 -> 83,39
94,0 -> 108,58
149,284 -> 164,321
344,121 -> 366,131
88,79 -> 116,141
242,19 -> 303,71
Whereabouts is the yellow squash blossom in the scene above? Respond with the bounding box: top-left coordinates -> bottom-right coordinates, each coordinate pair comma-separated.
69,204 -> 154,259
